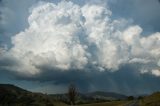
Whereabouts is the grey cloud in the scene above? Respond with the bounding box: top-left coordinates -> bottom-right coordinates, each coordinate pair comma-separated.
0,50 -> 160,95
3,64 -> 160,95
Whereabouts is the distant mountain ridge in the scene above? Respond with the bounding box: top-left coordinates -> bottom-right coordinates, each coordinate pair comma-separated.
50,91 -> 127,100
49,90 -> 128,104
87,91 -> 127,100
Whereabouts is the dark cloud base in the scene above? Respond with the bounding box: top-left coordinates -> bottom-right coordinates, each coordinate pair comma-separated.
1,64 -> 159,95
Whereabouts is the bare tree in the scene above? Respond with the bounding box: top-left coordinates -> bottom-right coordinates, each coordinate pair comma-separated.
68,84 -> 77,106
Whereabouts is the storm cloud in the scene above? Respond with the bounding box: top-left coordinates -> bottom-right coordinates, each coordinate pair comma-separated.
0,0 -> 160,95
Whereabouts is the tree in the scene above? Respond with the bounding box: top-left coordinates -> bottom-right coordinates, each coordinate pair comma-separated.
68,84 -> 77,106
127,96 -> 134,101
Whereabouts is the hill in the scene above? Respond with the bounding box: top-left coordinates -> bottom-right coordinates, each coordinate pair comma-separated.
0,84 -> 55,106
0,84 -> 27,94
139,92 -> 160,106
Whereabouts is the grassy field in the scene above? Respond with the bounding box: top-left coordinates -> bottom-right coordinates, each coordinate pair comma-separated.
78,101 -> 131,106
54,101 -> 131,106
139,92 -> 160,106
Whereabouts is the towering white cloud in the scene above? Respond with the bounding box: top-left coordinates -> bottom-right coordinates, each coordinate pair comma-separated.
0,0 -> 160,76
158,60 -> 160,67
9,1 -> 89,75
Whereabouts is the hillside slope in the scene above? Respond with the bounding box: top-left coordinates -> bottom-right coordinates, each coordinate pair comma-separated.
139,92 -> 160,106
0,84 -> 55,106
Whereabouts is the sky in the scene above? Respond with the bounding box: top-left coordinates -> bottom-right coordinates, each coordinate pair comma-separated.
0,0 -> 160,95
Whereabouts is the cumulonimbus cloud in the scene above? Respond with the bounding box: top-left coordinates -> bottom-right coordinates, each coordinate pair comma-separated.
0,1 -> 160,76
